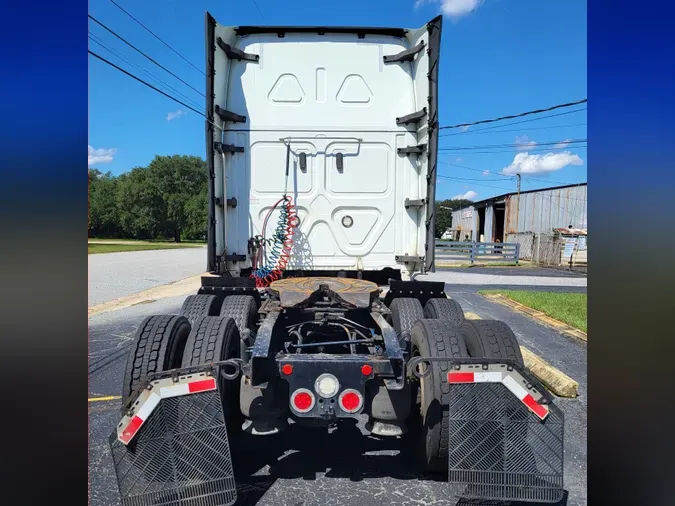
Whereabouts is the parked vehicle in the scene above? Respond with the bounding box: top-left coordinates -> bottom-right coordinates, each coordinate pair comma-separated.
109,13 -> 564,506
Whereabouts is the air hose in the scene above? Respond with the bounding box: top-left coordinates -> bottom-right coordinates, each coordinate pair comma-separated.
250,143 -> 299,288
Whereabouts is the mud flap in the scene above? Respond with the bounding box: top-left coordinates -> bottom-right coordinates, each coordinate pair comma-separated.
108,370 -> 238,506
446,364 -> 565,503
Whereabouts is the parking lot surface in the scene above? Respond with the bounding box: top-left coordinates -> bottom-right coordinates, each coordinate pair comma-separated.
89,275 -> 587,506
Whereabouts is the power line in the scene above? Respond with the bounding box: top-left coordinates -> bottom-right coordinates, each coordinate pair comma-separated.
441,175 -> 515,182
88,32 -> 203,112
436,175 -> 514,192
88,14 -> 204,98
444,145 -> 587,155
251,0 -> 267,21
440,161 -> 586,190
438,99 -> 587,130
88,50 -> 206,117
443,108 -> 587,135
438,122 -> 586,138
439,139 -> 587,151
108,0 -> 205,75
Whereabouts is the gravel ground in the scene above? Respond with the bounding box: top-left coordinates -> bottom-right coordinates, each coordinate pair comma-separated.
88,247 -> 206,306
88,282 -> 586,506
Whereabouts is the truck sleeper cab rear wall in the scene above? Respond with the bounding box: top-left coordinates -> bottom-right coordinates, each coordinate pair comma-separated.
205,14 -> 442,279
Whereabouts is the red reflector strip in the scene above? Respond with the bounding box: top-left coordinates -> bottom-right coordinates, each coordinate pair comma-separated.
119,416 -> 143,445
522,393 -> 549,420
447,372 -> 474,383
188,377 -> 217,393
449,369 -> 549,421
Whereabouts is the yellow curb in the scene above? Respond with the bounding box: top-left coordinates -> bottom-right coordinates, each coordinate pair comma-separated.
88,395 -> 122,402
482,293 -> 587,342
88,273 -> 206,318
462,310 -> 578,397
520,347 -> 578,398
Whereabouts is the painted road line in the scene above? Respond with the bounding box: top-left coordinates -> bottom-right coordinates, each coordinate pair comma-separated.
88,395 -> 122,402
88,273 -> 205,318
460,310 -> 579,398
482,293 -> 587,342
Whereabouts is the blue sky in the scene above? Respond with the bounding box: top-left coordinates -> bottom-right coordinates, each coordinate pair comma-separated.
88,0 -> 587,201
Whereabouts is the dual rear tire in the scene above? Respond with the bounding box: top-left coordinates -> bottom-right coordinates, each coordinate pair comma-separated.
403,304 -> 523,473
122,294 -> 258,412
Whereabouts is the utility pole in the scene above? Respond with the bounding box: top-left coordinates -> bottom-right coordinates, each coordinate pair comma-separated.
516,173 -> 521,224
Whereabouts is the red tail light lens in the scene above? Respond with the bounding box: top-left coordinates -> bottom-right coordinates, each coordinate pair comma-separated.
281,364 -> 293,375
361,364 -> 373,376
290,388 -> 315,413
338,389 -> 363,413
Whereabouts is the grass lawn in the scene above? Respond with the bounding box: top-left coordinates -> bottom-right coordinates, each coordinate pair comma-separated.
479,289 -> 587,333
88,240 -> 205,254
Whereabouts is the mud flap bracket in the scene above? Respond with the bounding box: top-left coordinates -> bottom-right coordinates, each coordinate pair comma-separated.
109,364 -> 241,506
409,358 -> 564,503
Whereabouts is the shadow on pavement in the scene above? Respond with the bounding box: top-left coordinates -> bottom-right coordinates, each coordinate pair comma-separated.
229,420 -> 569,506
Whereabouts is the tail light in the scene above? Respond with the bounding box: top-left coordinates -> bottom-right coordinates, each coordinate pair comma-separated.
338,389 -> 363,413
290,388 -> 315,413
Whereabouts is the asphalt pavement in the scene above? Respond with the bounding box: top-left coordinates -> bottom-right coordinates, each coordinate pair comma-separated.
88,247 -> 206,306
88,264 -> 587,506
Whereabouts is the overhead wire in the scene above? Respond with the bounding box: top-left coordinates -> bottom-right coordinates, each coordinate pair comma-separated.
439,161 -> 587,197
89,50 -> 206,117
88,14 -> 204,97
251,0 -> 267,21
439,139 -> 587,151
441,108 -> 587,135
440,145 -> 587,155
438,122 -> 586,138
438,99 -> 587,130
88,32 -> 203,112
108,0 -> 205,75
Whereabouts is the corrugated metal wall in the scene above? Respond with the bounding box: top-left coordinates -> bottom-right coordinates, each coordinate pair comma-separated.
451,206 -> 475,240
505,184 -> 587,234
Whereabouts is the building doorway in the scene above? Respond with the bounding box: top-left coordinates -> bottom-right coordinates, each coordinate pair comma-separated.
494,204 -> 505,243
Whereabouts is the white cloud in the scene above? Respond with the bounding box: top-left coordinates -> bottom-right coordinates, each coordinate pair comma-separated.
501,151 -> 584,175
88,145 -> 116,165
452,190 -> 478,200
414,0 -> 484,19
441,0 -> 483,18
459,125 -> 471,132
482,170 -> 490,175
455,156 -> 463,162
515,135 -> 537,151
554,139 -> 572,149
166,109 -> 186,121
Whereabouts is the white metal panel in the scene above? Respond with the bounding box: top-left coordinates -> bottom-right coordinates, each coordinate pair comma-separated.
216,30 -> 426,272
484,205 -> 494,242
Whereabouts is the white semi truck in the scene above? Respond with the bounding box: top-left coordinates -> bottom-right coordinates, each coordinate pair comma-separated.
108,13 -> 565,506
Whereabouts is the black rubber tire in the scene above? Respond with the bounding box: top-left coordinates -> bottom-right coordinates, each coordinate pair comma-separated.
460,319 -> 524,366
409,318 -> 469,473
219,295 -> 258,341
180,294 -> 222,325
423,298 -> 465,327
182,316 -> 241,423
122,315 -> 192,402
390,298 -> 424,344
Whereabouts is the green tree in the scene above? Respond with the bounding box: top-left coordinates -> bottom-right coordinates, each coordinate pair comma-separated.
89,168 -> 122,238
434,198 -> 474,239
117,167 -> 166,239
146,155 -> 208,242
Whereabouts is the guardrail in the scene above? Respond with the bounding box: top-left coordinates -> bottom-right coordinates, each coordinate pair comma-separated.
435,241 -> 520,265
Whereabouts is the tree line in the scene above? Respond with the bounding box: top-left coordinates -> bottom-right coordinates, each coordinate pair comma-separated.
434,198 -> 475,239
88,154 -> 208,242
88,152 -> 471,242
